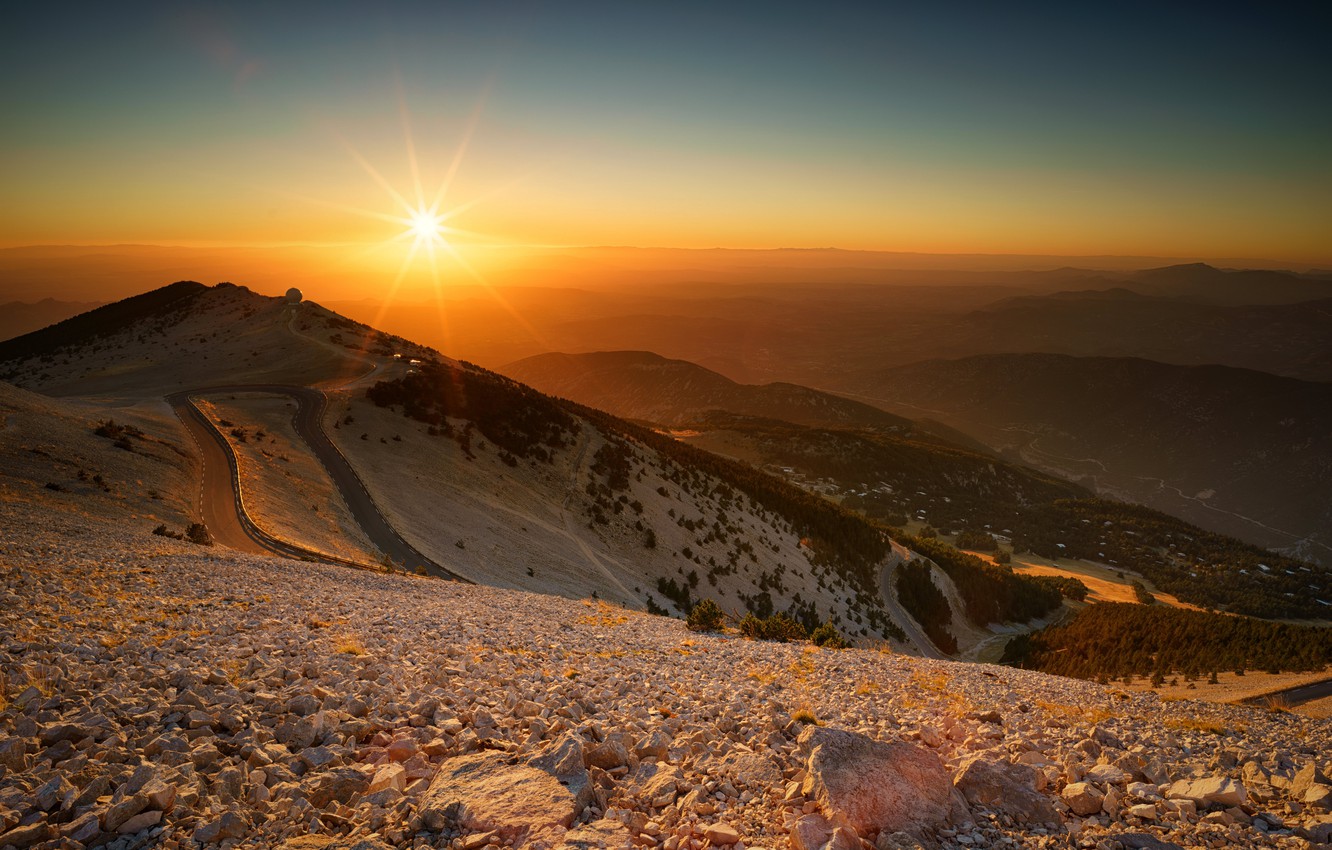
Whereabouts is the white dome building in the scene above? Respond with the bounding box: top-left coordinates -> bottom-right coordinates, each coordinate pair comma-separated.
285,287 -> 303,304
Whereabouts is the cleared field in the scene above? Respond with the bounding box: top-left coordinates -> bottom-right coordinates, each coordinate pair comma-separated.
963,547 -> 1204,611
1121,667 -> 1332,719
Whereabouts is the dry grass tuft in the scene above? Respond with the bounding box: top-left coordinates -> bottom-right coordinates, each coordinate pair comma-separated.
792,707 -> 821,725
575,600 -> 630,628
746,666 -> 779,685
1032,699 -> 1117,724
334,633 -> 366,655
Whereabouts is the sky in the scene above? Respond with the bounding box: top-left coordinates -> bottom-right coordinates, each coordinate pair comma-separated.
3,1 -> 1331,268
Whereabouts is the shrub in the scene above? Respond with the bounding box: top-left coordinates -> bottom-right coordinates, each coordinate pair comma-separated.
687,599 -> 725,632
738,613 -> 763,639
810,622 -> 849,649
152,523 -> 185,540
185,523 -> 214,546
739,612 -> 808,642
954,529 -> 996,551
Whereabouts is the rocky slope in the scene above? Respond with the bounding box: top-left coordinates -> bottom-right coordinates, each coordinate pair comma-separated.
2,500 -> 1330,850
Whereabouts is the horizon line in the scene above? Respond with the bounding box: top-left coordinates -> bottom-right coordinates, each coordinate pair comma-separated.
1,241 -> 1328,271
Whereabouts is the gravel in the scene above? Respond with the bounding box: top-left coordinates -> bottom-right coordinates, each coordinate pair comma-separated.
2,501 -> 1330,850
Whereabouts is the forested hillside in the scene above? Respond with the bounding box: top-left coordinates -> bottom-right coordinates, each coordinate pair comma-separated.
1005,603 -> 1332,681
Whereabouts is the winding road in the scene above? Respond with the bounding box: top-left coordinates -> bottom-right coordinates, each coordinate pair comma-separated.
168,384 -> 464,580
1241,676 -> 1332,710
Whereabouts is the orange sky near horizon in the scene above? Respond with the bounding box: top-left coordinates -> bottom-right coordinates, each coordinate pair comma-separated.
4,5 -> 1330,271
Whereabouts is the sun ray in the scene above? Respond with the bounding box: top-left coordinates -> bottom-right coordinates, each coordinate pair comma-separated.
428,79 -> 494,214
436,239 -> 554,352
395,73 -> 428,214
334,131 -> 416,215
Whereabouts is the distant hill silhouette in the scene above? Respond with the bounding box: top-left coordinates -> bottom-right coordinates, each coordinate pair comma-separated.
0,298 -> 105,344
504,350 -> 920,431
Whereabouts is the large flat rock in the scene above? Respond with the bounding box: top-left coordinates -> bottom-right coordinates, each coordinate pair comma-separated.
419,736 -> 592,846
798,726 -> 960,839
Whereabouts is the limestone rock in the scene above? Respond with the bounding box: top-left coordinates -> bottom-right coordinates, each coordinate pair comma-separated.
876,832 -> 927,850
1305,784 -> 1332,811
1061,782 -> 1104,817
419,736 -> 592,846
586,738 -> 629,770
1166,777 -> 1246,808
798,725 -> 958,837
556,818 -> 633,850
953,755 -> 1059,825
1293,763 -> 1332,800
369,763 -> 407,794
0,822 -> 51,849
193,811 -> 248,844
305,767 -> 371,808
117,809 -> 163,834
788,813 -> 832,850
279,837 -> 395,850
1084,763 -> 1132,785
704,823 -> 740,845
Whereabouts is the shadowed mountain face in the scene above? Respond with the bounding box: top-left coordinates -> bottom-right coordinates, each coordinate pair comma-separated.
499,347 -> 1332,619
503,350 -> 919,431
842,353 -> 1332,563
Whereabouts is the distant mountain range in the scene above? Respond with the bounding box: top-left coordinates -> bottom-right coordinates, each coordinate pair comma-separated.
842,353 -> 1332,563
0,298 -> 103,343
958,287 -> 1332,381
504,350 -> 918,431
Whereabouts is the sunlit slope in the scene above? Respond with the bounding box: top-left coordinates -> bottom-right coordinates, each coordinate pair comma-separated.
323,361 -> 922,645
0,282 -> 424,398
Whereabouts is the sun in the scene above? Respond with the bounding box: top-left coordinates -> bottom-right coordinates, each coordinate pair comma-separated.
408,208 -> 447,243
